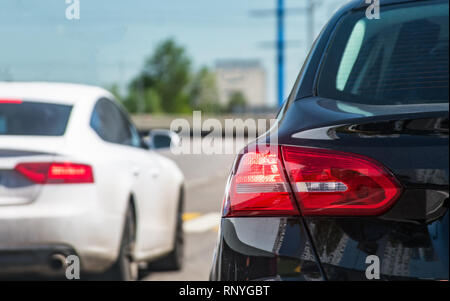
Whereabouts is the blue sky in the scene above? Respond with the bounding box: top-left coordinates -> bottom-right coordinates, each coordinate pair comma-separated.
0,0 -> 342,106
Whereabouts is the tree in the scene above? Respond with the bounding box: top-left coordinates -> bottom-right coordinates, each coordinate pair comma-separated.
113,38 -> 224,114
227,91 -> 247,113
123,87 -> 163,114
128,38 -> 192,113
109,83 -> 123,103
189,67 -> 222,113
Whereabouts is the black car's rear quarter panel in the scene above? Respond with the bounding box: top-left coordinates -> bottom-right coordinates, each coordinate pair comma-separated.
213,217 -> 324,281
275,99 -> 449,280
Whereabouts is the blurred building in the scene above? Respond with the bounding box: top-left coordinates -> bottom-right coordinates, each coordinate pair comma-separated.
215,59 -> 267,109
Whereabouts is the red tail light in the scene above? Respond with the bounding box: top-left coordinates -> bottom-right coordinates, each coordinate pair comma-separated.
223,146 -> 300,217
0,98 -> 23,104
282,146 -> 402,216
15,162 -> 94,184
223,145 -> 402,217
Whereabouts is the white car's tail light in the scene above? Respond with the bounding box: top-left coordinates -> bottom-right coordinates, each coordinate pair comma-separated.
0,98 -> 23,104
15,162 -> 94,184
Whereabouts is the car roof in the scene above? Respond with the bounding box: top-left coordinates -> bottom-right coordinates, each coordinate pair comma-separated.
0,82 -> 113,106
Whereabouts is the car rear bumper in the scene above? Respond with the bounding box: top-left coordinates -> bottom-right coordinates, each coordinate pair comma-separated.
0,245 -> 77,278
304,214 -> 449,281
211,214 -> 449,281
0,185 -> 124,275
210,217 -> 325,281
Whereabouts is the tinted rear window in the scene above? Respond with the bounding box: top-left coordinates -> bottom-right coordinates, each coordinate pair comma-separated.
317,1 -> 449,105
0,101 -> 72,136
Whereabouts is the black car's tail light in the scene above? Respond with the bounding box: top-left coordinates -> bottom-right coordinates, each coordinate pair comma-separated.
223,145 -> 402,217
222,146 -> 300,217
282,146 -> 402,216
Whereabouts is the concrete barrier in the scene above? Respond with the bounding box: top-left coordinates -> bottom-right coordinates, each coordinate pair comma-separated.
132,113 -> 277,137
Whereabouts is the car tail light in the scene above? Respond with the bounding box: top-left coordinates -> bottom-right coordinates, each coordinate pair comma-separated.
223,145 -> 402,218
0,98 -> 23,104
223,146 -> 300,217
282,146 -> 402,216
15,162 -> 94,184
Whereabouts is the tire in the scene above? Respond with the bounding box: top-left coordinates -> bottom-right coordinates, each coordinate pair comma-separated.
148,190 -> 184,271
102,205 -> 138,281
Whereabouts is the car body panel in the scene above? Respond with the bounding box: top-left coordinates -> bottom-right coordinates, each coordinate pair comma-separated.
211,217 -> 324,281
283,100 -> 449,280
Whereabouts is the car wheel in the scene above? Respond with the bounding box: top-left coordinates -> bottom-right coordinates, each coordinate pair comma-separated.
148,191 -> 184,271
104,205 -> 138,281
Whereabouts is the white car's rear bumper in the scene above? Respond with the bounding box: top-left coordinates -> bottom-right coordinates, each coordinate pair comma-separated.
0,184 -> 124,275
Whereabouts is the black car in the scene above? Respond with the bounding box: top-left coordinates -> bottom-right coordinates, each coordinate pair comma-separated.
211,0 -> 449,281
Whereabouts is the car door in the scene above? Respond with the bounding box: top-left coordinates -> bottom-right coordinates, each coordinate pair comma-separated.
90,98 -> 172,259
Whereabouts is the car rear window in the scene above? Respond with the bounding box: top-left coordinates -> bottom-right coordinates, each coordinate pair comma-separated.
0,101 -> 72,136
317,1 -> 449,105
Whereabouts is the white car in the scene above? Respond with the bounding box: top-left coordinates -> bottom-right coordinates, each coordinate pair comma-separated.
0,82 -> 184,280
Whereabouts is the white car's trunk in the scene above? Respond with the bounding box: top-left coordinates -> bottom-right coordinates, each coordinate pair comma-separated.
0,137 -> 66,206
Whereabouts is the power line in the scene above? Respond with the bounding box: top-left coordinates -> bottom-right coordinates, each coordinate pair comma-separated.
251,0 -> 322,107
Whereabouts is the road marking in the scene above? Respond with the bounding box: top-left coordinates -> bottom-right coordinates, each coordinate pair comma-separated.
183,212 -> 221,233
182,212 -> 202,221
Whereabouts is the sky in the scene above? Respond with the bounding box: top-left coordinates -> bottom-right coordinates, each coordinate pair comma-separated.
0,0 -> 343,106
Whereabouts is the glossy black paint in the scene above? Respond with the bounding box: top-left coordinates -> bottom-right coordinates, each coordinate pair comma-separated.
210,0 -> 449,281
211,218 -> 324,281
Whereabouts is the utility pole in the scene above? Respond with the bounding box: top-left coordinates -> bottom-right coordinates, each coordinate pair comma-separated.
276,0 -> 285,107
252,0 -> 321,108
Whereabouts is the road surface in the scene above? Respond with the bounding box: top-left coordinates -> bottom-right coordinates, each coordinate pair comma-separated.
143,139 -> 239,281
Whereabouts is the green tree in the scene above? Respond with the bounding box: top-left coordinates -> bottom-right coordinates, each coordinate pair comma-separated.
108,83 -> 123,102
227,91 -> 247,113
129,38 -> 192,113
143,88 -> 163,113
123,87 -> 163,114
190,67 -> 222,113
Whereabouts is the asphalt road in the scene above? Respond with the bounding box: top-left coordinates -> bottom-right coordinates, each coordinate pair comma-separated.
144,140 -> 238,281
